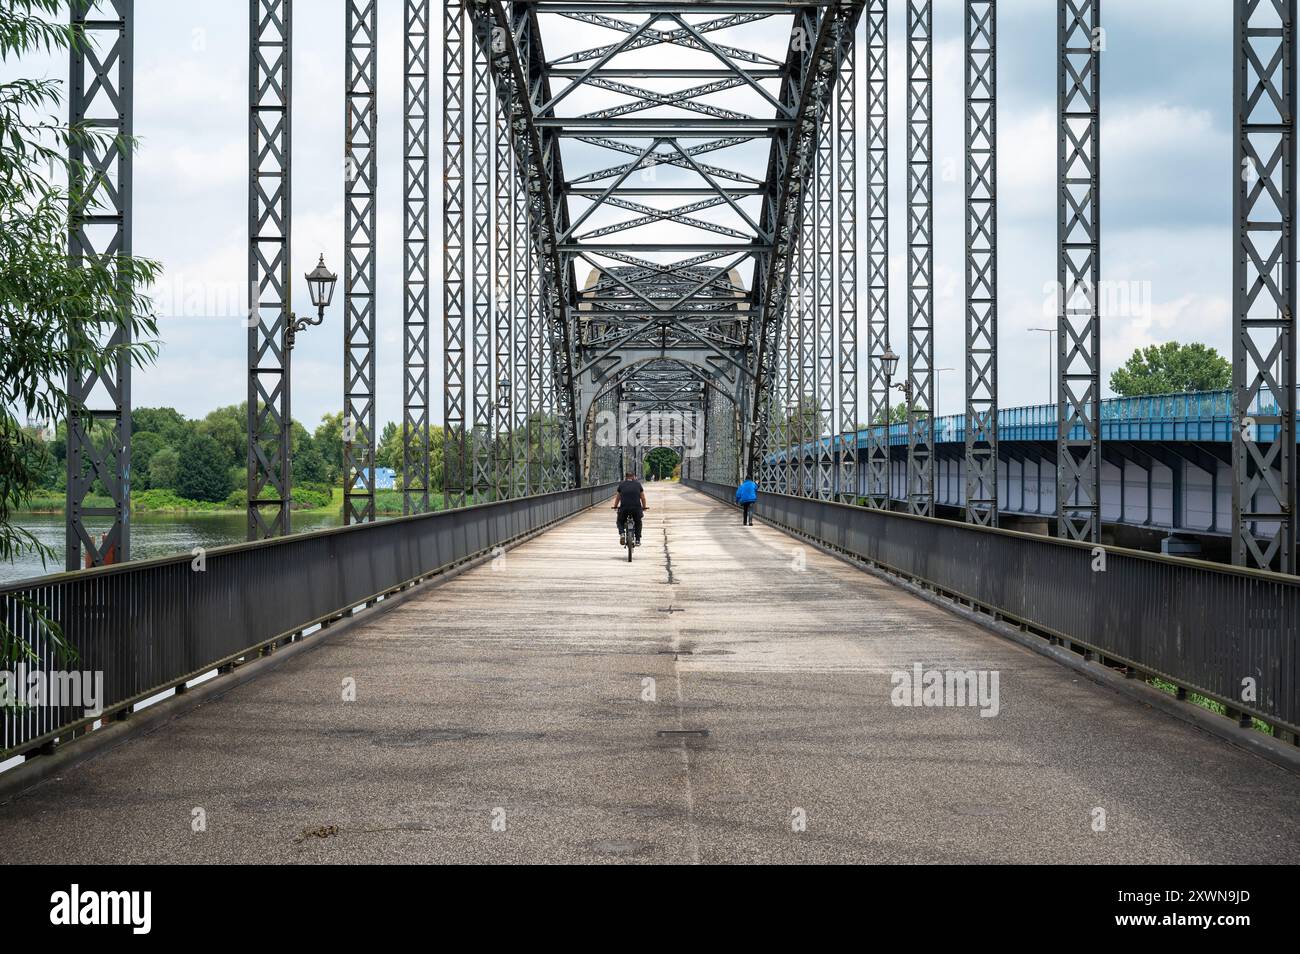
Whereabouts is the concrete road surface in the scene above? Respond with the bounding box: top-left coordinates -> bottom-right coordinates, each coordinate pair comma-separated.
2,482 -> 1298,863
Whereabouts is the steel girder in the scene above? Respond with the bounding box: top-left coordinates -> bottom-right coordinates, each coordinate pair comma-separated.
247,0 -> 291,540
439,5 -> 866,491
704,379 -> 740,484
343,0 -> 378,525
864,0 -> 889,508
443,0 -> 467,505
814,87 -> 835,500
906,0 -> 934,518
493,76 -> 514,501
1234,0 -> 1296,573
448,1 -> 580,500
836,35 -> 858,504
512,129 -> 531,498
470,13 -> 494,502
402,0 -> 431,515
66,0 -> 133,569
797,143 -> 815,497
444,0 -> 467,506
964,0 -> 998,526
1057,0 -> 1101,542
748,3 -> 864,483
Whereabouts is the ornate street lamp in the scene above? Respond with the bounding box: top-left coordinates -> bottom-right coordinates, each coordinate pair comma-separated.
876,347 -> 905,427
287,254 -> 338,351
280,254 -> 336,503
877,347 -> 900,380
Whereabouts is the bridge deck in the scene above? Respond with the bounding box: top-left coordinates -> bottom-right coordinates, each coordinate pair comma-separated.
2,483 -> 1297,863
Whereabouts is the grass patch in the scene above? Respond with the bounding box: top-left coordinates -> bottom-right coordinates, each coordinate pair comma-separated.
329,486 -> 450,516
1147,676 -> 1273,734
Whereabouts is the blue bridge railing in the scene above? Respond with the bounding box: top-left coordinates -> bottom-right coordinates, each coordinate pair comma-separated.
770,387 -> 1297,462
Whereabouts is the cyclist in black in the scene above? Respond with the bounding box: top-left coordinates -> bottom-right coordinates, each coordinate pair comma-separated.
611,471 -> 647,547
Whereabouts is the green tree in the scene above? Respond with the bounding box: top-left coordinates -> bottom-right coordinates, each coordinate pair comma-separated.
130,430 -> 165,490
865,403 -> 911,426
293,429 -> 329,485
313,411 -> 344,485
644,446 -> 680,480
376,420 -> 402,474
132,406 -> 188,445
175,433 -> 230,503
1109,341 -> 1231,397
199,404 -> 244,466
2,1 -> 161,663
147,446 -> 179,490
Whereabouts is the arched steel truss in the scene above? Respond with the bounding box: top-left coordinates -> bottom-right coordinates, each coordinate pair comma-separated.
443,0 -> 864,498
54,1 -> 1298,580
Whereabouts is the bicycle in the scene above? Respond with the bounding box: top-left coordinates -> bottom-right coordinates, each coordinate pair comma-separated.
614,506 -> 647,562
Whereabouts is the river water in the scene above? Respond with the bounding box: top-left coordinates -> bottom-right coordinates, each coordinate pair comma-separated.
2,511 -> 347,585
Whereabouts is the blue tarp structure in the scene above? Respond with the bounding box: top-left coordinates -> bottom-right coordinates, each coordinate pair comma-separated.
354,467 -> 396,490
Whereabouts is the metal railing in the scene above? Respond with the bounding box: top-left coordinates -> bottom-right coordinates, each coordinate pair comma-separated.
767,386 -> 1300,461
683,478 -> 1300,737
1,484 -> 614,760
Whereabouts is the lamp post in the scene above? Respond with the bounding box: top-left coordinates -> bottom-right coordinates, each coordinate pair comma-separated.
877,347 -> 901,426
291,254 -> 339,351
285,254 -> 338,491
876,348 -> 901,503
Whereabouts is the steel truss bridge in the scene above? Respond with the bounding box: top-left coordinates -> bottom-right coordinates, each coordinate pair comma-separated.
7,0 -> 1300,858
56,0 -> 1298,578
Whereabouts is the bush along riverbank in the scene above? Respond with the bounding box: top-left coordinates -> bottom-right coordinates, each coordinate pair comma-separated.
22,485 -> 456,517
23,484 -> 336,515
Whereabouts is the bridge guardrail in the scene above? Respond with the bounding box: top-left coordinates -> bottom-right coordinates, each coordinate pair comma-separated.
683,478 -> 1299,738
765,386 -> 1300,461
1,484 -> 615,761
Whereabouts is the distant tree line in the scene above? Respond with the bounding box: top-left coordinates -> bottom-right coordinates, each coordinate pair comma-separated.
20,404 -> 345,507
20,407 -> 567,510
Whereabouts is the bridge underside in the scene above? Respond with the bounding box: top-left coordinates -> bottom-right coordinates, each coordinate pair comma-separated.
2,484 -> 1294,863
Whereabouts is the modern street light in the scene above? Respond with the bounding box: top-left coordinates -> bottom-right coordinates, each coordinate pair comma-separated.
1028,327 -> 1056,405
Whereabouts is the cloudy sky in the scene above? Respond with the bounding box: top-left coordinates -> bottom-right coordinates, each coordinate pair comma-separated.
4,0 -> 1234,427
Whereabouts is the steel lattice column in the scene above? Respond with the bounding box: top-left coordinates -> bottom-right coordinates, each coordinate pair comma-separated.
470,15 -> 493,503
836,31 -> 859,504
540,283 -> 557,492
906,0 -> 934,517
512,165 -> 530,499
864,0 -> 890,509
66,0 -> 132,569
493,79 -> 514,501
343,0 -> 377,524
798,192 -> 814,497
1234,0 -> 1297,572
402,0 -> 430,515
965,0 -> 998,526
247,0 -> 291,540
1058,0 -> 1101,541
815,95 -> 835,500
443,0 -> 467,508
746,6 -> 856,483
528,200 -> 543,494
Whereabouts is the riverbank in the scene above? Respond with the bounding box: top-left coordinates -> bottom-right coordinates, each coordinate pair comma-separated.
19,486 -> 450,517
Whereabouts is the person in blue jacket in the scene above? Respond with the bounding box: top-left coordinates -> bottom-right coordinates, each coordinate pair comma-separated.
734,477 -> 758,526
